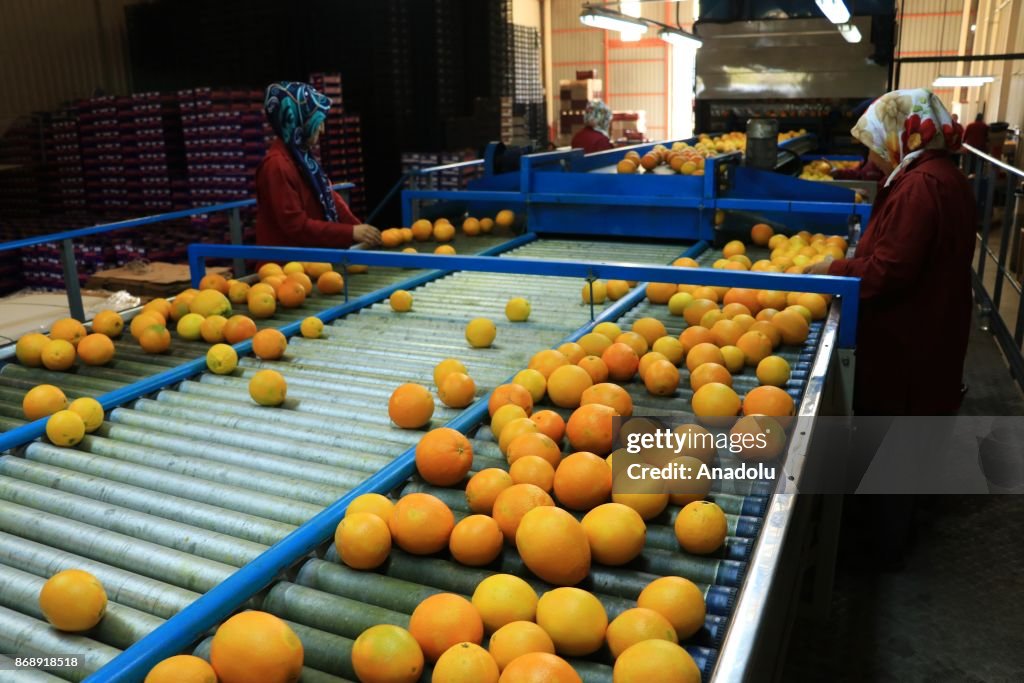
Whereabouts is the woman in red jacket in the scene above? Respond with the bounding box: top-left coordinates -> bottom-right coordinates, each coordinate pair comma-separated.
255,81 -> 380,248
571,100 -> 614,154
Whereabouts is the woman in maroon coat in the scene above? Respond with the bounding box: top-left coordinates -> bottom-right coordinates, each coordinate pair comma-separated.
807,89 -> 974,415
255,81 -> 380,249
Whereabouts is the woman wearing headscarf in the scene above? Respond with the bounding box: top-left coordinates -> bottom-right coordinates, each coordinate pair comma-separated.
255,82 -> 380,248
571,100 -> 614,154
807,89 -> 974,416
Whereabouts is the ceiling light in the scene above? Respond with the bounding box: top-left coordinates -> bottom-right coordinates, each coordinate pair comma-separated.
579,8 -> 649,34
837,24 -> 861,43
933,75 -> 994,87
815,0 -> 851,24
659,28 -> 702,48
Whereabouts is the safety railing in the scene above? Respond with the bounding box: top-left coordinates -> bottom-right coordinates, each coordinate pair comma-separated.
964,141 -> 1024,391
0,183 -> 353,322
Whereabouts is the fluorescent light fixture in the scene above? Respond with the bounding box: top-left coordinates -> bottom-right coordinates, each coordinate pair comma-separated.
837,23 -> 861,43
579,8 -> 648,34
620,0 -> 643,42
815,0 -> 851,24
933,75 -> 994,87
659,27 -> 702,48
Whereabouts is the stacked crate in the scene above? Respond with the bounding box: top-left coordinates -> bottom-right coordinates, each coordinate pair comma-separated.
400,150 -> 480,192
119,92 -> 185,214
341,115 -> 367,217
78,96 -> 130,215
557,78 -> 603,147
47,114 -> 87,214
310,72 -> 345,180
0,117 -> 42,218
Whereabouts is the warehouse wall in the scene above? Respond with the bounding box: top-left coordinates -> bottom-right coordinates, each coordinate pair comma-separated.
0,0 -> 132,131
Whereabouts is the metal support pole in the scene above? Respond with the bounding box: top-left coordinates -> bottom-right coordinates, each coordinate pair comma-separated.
587,277 -> 596,322
228,208 -> 246,278
59,239 -> 85,322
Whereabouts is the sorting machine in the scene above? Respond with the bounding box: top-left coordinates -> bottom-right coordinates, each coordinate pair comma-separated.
0,142 -> 867,683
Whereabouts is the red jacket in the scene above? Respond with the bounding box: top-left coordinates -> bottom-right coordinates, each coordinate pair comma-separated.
828,151 -> 976,415
254,139 -> 358,248
963,121 -> 988,150
571,126 -> 614,154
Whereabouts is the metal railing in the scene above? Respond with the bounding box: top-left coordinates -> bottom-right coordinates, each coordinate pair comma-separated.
0,184 -> 354,322
964,141 -> 1024,391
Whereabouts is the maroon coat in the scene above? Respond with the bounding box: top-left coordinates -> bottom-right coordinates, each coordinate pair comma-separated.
828,151 -> 976,415
571,126 -> 613,154
255,139 -> 358,248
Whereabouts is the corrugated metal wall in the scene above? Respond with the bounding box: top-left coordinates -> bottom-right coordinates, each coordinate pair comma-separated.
0,0 -> 131,129
895,0 -> 966,108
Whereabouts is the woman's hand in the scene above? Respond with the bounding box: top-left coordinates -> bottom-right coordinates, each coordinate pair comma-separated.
353,224 -> 382,247
803,257 -> 834,275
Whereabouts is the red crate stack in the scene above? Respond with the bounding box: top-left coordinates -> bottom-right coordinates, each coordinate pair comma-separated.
46,114 -> 87,214
0,117 -> 42,218
308,72 -> 368,218
342,115 -> 367,216
77,96 -> 131,215
119,91 -> 186,214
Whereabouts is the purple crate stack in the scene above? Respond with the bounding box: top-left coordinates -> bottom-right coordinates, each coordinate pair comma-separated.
119,91 -> 185,215
47,114 -> 87,214
0,117 -> 41,218
8,216 -> 109,291
342,114 -> 366,217
78,96 -> 131,215
310,72 -> 345,180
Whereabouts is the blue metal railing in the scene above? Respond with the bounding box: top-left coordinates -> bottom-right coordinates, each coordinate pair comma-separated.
0,183 -> 354,322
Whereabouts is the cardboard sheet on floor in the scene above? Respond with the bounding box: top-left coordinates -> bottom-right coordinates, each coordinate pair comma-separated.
86,262 -> 231,298
0,291 -> 112,343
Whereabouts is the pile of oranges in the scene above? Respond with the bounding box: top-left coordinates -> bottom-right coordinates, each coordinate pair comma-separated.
378,210 -> 516,256
616,141 -> 710,177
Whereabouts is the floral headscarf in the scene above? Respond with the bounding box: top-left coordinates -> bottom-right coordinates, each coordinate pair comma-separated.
584,100 -> 613,138
264,82 -> 338,222
851,88 -> 963,187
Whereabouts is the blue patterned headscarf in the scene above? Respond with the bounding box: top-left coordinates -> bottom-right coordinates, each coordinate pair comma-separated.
264,81 -> 338,222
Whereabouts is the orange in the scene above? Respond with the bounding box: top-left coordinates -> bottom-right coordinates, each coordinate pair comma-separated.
449,514 -> 504,566
144,655 -> 217,683
489,622 -> 555,671
643,359 -> 679,396
77,333 -> 114,366
169,292 -> 196,322
645,282 -> 677,304
611,491 -> 669,520
252,329 -> 287,360
516,506 -> 591,586
276,279 -> 307,308
389,493 -> 455,554
51,318 -> 87,347
690,382 -> 741,420
510,455 -> 555,492
732,314 -> 756,332
247,290 -> 277,318
736,330 -> 773,366
699,308 -> 725,330
399,228 -> 414,243
68,397 -> 104,433
751,223 -> 774,246
434,358 -> 468,387
601,343 -> 639,382
756,356 -> 791,387
796,293 -> 828,320
223,315 -> 257,344
176,313 -> 205,340
411,218 -> 433,241
512,369 -> 546,403
683,299 -> 718,327
582,281 -> 608,305
15,333 -> 50,367
678,326 -> 714,354
690,362 -> 732,391
210,611 -> 303,683
720,345 -> 745,373
652,336 -> 684,365
757,289 -> 788,311
335,511 -> 391,570
433,642 -> 499,683
479,218 -> 494,233
556,342 -> 586,364
710,319 -> 743,347
389,383 -> 435,429
581,503 -> 646,565
667,454 -> 713,506
535,587 -> 607,656
38,569 -> 106,631
438,370 -> 475,408
617,158 -> 638,174
498,418 -> 539,455
200,315 -> 228,343
434,222 -> 456,242
731,415 -> 787,461
492,483 -> 554,542
552,452 -> 612,511
771,309 -> 809,345
528,349 -> 569,379
466,318 -> 496,347
391,289 -> 413,312
606,280 -> 631,300
249,282 -> 276,300
546,365 -> 593,409
577,355 -> 609,384
38,339 -> 73,372
506,432 -> 562,468
248,369 -> 287,406
465,468 -> 514,514
615,332 -> 648,357
685,343 -> 725,372
566,404 -> 617,455
304,262 -> 333,278
638,352 -> 668,380
530,410 -> 566,444
786,304 -> 813,324
489,383 -> 534,417
722,240 -> 746,258
668,292 -> 694,316
317,271 -> 344,295
631,318 -> 667,346
723,288 -> 761,315
675,500 -> 727,554
258,263 -> 284,279
45,410 -> 85,447
473,574 -> 539,631
462,217 -> 482,236
189,290 -> 231,317
691,286 -> 719,303
138,324 -> 171,354
613,640 -> 700,683
346,493 -> 394,523
381,228 -> 403,247
415,427 -> 473,486
491,404 -> 529,440
409,593 -> 484,661
206,344 -> 238,375
498,653 -> 581,683
673,257 -> 700,268
286,272 -> 313,295
593,321 -> 621,340
199,273 -> 229,294
506,297 -> 531,322
742,385 -> 795,417
227,280 -> 251,305
606,608 -> 678,658
749,321 -> 782,348
638,576 -> 707,639
496,209 -> 514,227
92,310 -> 124,338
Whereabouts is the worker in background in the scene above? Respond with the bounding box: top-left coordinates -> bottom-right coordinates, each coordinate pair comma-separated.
571,100 -> 614,154
255,81 -> 381,248
962,113 -> 989,174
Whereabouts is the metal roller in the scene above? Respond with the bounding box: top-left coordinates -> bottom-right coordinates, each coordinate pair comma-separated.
0,656 -> 67,683
0,606 -> 118,681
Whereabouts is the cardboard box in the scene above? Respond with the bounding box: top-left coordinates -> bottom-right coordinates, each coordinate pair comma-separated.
559,79 -> 604,106
85,262 -> 231,298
